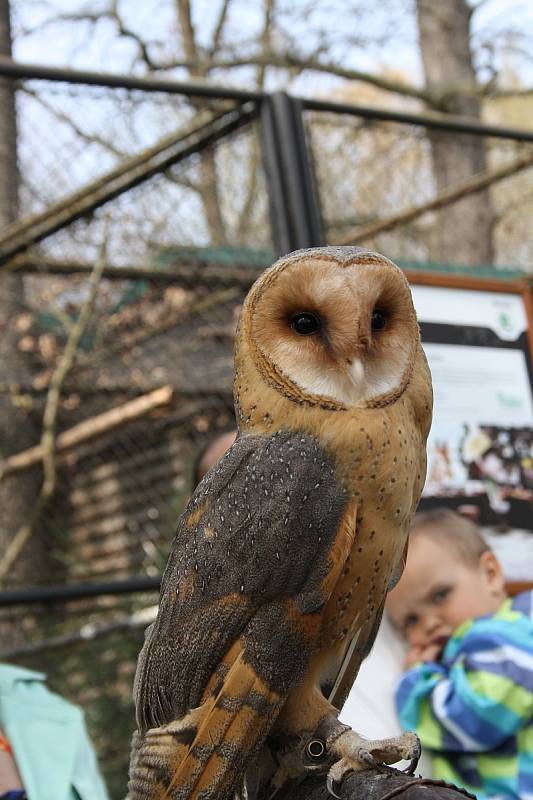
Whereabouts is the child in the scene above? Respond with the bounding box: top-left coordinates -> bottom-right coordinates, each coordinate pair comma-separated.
386,508 -> 533,800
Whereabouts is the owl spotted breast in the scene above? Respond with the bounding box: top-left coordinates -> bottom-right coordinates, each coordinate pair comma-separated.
128,246 -> 433,800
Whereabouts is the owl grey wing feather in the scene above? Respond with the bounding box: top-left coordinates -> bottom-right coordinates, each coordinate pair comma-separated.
134,429 -> 349,733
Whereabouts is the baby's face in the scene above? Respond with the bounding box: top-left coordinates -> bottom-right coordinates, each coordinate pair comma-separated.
386,535 -> 505,652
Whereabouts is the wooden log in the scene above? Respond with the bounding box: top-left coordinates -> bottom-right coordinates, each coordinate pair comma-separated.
0,385 -> 173,478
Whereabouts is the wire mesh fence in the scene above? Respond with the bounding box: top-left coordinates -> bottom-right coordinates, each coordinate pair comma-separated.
304,109 -> 533,269
1,73 -> 271,796
1,65 -> 532,797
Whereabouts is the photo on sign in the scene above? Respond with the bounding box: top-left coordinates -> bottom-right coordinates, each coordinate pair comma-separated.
423,422 -> 532,530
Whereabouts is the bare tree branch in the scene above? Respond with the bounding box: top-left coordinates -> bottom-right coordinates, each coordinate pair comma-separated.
0,231 -> 107,582
176,0 -> 201,72
16,6 -> 432,104
108,0 -> 160,71
22,6 -> 161,71
21,85 -> 126,158
16,4 -> 533,108
40,232 -> 109,494
209,0 -> 232,60
208,52 -> 435,104
0,384 -> 173,479
336,150 -> 533,245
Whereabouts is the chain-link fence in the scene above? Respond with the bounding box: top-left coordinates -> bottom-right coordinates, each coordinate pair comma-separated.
306,109 -> 533,268
0,63 -> 532,797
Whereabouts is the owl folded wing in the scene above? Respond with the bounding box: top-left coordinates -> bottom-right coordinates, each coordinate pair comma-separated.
131,429 -> 355,799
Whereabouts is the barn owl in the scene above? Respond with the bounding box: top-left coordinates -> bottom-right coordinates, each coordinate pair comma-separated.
128,246 -> 433,800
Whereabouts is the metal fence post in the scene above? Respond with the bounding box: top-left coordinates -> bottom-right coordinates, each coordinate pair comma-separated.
261,91 -> 324,256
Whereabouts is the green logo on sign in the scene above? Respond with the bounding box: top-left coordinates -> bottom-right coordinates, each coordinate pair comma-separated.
498,313 -> 512,331
497,391 -> 522,409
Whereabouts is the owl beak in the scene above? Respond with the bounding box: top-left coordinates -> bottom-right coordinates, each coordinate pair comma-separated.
346,357 -> 365,390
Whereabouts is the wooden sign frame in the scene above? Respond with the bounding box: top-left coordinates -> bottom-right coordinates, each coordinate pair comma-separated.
403,268 -> 533,362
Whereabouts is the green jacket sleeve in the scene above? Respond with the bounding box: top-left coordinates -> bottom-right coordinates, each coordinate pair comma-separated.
0,664 -> 109,800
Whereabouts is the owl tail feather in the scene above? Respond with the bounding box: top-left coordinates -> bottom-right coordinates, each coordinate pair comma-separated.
164,640 -> 284,800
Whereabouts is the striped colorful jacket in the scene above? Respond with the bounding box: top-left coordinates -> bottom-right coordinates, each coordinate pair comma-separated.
395,591 -> 533,800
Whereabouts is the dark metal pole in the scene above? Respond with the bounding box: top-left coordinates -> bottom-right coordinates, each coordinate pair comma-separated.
0,55 -> 263,102
302,97 -> 533,143
261,91 -> 324,255
0,576 -> 161,606
2,57 -> 533,143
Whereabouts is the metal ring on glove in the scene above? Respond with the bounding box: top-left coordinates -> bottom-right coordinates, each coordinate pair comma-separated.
306,738 -> 327,760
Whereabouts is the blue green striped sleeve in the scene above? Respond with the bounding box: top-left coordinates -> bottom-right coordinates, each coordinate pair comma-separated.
395,610 -> 533,753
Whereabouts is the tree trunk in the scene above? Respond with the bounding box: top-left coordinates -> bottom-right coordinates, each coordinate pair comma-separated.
175,0 -> 228,245
0,1 -> 41,593
416,0 -> 494,265
198,151 -> 228,245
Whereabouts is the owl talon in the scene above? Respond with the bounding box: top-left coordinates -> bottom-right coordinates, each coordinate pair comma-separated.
326,772 -> 343,799
402,738 -> 421,775
328,729 -> 421,777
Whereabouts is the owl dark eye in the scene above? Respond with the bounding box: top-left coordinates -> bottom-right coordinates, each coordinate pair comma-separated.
371,309 -> 387,331
290,311 -> 321,335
